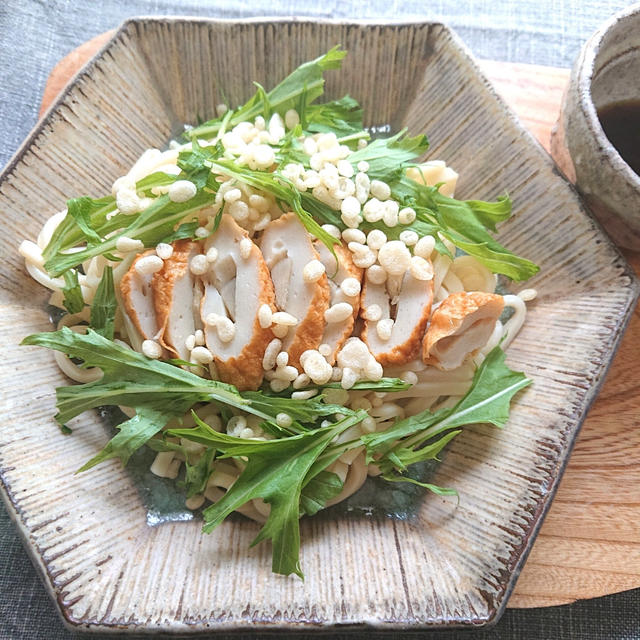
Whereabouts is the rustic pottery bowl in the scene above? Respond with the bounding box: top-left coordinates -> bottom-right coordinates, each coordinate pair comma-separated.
551,2 -> 640,249
0,17 -> 638,634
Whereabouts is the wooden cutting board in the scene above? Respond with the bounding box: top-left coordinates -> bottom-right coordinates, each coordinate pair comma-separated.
40,33 -> 640,609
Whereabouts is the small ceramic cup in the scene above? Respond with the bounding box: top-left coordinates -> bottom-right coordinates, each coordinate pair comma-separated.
551,3 -> 640,250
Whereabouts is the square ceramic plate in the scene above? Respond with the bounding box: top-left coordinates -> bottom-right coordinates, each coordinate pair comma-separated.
0,17 -> 638,634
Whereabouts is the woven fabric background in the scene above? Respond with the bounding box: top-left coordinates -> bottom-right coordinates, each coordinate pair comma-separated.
1,1 -> 638,638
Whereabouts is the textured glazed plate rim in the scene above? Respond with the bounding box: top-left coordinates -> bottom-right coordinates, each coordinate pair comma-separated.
0,16 -> 638,634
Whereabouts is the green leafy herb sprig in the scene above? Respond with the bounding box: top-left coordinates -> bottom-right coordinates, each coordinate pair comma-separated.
22,323 -> 530,578
41,45 -> 538,285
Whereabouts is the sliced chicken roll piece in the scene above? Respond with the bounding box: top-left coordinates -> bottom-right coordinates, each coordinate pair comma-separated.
120,250 -> 161,342
314,241 -> 363,365
260,213 -> 330,370
422,291 -> 504,370
360,269 -> 434,367
201,214 -> 275,390
152,240 -> 200,361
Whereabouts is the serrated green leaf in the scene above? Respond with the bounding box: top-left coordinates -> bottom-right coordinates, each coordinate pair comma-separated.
182,447 -> 216,498
21,329 -> 363,478
241,390 -> 355,426
434,195 -> 539,281
180,410 -> 366,578
377,430 -> 461,473
62,269 -> 84,314
43,195 -> 116,262
441,231 -> 540,281
177,138 -> 223,189
305,95 -> 363,136
188,46 -> 347,140
42,170 -> 208,277
435,348 -> 531,431
43,190 -> 216,276
378,472 -> 459,498
299,470 -> 343,516
78,406 -> 170,471
362,347 -> 531,463
42,170 -> 181,267
66,197 -> 105,246
205,157 -> 340,254
89,266 -> 116,339
322,377 -> 411,392
136,171 -> 178,192
390,175 -> 539,281
159,220 -> 200,243
347,129 -> 429,181
361,407 -> 447,462
456,195 -> 513,233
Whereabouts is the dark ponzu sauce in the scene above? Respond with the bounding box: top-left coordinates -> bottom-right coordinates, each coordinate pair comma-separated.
597,100 -> 640,176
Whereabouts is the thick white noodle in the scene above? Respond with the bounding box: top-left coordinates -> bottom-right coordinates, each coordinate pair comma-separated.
338,444 -> 364,466
450,255 -> 497,293
204,481 -> 267,523
389,381 -> 475,401
57,309 -> 90,327
432,394 -> 463,411
126,148 -> 180,183
53,349 -> 102,383
48,290 -> 64,309
442,269 -> 464,293
37,210 -> 67,249
118,406 -> 136,418
252,498 -> 271,518
150,451 -> 175,477
52,321 -> 103,383
500,294 -> 527,349
403,396 -> 439,415
236,501 -> 268,522
327,460 -> 349,484
19,240 -> 44,268
26,261 -> 64,291
432,253 -> 453,302
325,452 -> 368,506
473,320 -> 505,366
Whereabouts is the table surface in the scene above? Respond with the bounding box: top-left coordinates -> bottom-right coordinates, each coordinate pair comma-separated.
1,1 -> 639,639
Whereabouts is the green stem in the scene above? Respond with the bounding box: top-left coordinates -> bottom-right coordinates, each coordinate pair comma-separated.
338,131 -> 370,145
